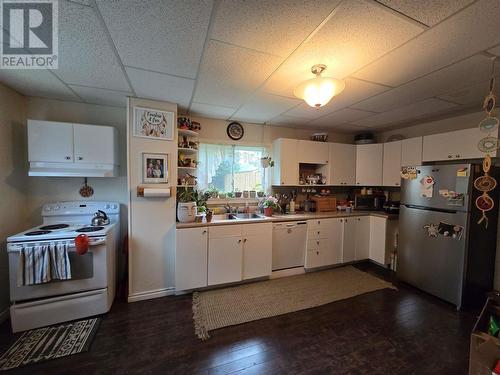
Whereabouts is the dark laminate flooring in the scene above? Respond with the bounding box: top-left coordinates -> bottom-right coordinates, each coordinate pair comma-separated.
0,263 -> 477,374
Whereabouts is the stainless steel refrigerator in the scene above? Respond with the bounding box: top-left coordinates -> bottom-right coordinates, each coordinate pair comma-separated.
398,163 -> 499,310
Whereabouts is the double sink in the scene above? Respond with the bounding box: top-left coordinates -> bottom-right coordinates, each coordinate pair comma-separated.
212,213 -> 266,221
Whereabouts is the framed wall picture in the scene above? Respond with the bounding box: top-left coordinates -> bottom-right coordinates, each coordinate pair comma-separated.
134,106 -> 174,140
142,153 -> 169,184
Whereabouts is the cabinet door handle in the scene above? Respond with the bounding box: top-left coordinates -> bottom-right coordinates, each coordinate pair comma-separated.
238,239 -> 242,243
243,238 -> 247,243
316,251 -> 319,255
202,230 -> 207,234
65,156 -> 71,160
317,231 -> 320,235
78,156 -> 83,161
317,221 -> 320,224
448,155 -> 452,158
340,219 -> 343,223
455,154 -> 460,158
317,241 -> 319,245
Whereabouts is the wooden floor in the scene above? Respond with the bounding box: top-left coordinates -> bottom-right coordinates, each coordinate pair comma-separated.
0,263 -> 477,374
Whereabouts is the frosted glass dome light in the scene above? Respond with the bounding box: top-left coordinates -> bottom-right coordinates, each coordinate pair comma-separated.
293,64 -> 345,108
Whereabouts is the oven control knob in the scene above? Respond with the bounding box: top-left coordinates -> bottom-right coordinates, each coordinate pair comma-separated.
44,206 -> 51,211
105,204 -> 110,209
113,204 -> 118,209
54,206 -> 60,210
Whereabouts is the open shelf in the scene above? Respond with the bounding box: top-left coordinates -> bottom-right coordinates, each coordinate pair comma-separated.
178,166 -> 197,170
178,147 -> 198,154
177,128 -> 199,137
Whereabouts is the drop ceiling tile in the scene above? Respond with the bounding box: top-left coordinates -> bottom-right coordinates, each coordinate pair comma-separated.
211,0 -> 342,57
284,78 -> 390,118
262,0 -> 423,98
309,108 -> 376,127
330,123 -> 372,132
126,67 -> 194,109
353,98 -> 458,127
353,55 -> 495,112
231,93 -> 302,124
354,0 -> 500,86
69,85 -> 129,107
0,70 -> 81,101
268,115 -> 310,127
438,81 -> 491,107
376,0 -> 474,27
56,1 -> 130,91
193,40 -> 282,108
190,102 -> 236,119
489,45 -> 500,56
96,0 -> 213,78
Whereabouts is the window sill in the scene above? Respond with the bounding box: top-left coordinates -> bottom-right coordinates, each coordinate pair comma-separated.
207,198 -> 262,205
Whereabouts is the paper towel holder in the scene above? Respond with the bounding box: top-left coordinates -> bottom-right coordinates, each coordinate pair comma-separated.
137,185 -> 173,198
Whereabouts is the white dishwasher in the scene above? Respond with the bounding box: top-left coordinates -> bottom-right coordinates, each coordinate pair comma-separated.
272,221 -> 307,271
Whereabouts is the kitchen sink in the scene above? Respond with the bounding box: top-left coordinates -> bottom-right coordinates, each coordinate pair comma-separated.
211,214 -> 238,221
229,213 -> 264,219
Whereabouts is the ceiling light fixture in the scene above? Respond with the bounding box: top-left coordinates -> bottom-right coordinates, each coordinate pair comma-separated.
293,64 -> 345,108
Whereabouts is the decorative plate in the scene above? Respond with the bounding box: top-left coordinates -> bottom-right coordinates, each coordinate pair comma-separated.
479,116 -> 499,133
227,122 -> 244,140
476,194 -> 494,212
478,136 -> 499,153
474,175 -> 497,192
483,94 -> 496,114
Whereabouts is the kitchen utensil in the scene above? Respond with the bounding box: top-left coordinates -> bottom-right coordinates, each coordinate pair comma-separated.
91,210 -> 110,226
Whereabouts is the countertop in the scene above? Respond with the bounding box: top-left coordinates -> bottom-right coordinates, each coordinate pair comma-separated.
176,211 -> 399,228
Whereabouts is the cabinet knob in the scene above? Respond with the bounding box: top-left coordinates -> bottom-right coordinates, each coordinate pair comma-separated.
448,155 -> 452,158
317,241 -> 319,245
243,238 -> 247,243
78,156 -> 83,160
316,251 -> 319,255
317,231 -> 320,235
455,155 -> 460,158
202,230 -> 207,234
65,156 -> 71,160
340,219 -> 343,223
317,221 -> 320,224
238,239 -> 242,243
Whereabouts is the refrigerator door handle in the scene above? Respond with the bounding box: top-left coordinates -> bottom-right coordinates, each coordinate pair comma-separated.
404,204 -> 458,214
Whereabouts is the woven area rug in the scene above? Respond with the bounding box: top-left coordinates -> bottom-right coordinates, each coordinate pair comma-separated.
193,266 -> 396,340
0,317 -> 100,371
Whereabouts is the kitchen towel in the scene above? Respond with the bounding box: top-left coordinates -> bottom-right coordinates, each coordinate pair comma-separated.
17,244 -> 71,286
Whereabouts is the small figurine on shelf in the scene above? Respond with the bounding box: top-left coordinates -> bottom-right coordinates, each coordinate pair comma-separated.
177,117 -> 191,130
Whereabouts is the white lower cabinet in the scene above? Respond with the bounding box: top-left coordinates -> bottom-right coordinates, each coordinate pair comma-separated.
369,217 -> 388,265
354,217 -> 370,260
242,223 -> 272,280
175,227 -> 208,291
341,218 -> 356,263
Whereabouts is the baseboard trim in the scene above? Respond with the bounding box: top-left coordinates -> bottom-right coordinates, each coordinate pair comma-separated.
0,307 -> 10,324
271,267 -> 305,279
127,287 -> 175,303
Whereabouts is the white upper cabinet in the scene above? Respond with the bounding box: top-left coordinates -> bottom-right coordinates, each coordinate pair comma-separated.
297,140 -> 329,164
273,138 -> 299,185
28,119 -> 119,177
356,144 -> 383,186
423,127 -> 496,162
329,143 -> 356,185
74,124 -> 118,164
401,137 -> 423,166
382,141 -> 402,187
28,120 -> 74,163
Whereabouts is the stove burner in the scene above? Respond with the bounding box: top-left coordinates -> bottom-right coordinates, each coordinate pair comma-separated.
25,230 -> 52,236
39,224 -> 70,230
76,226 -> 103,233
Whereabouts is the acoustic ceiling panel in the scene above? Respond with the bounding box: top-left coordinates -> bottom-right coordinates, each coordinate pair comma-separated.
231,93 -> 302,124
96,0 -> 213,78
68,85 -> 130,107
193,40 -> 282,108
376,0 -> 474,26
354,0 -> 500,86
262,0 -> 423,98
126,67 -> 195,109
210,0 -> 341,57
56,1 -> 130,91
190,102 -> 236,120
309,108 -> 377,127
353,98 -> 458,128
353,54 -> 494,112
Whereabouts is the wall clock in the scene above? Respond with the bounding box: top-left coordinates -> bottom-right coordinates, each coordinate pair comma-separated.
227,122 -> 244,140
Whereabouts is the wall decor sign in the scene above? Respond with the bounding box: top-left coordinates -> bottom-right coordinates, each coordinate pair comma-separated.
142,153 -> 168,184
134,107 -> 174,140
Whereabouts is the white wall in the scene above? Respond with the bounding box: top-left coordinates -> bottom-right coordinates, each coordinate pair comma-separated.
0,83 -> 29,321
25,97 -> 128,237
127,98 -> 177,302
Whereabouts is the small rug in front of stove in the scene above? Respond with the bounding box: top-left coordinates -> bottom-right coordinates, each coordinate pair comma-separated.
0,317 -> 100,371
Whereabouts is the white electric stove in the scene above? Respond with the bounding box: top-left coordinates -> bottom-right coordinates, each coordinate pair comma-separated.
7,201 -> 120,332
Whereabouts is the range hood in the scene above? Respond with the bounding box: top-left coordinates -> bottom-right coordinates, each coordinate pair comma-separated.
29,162 -> 119,177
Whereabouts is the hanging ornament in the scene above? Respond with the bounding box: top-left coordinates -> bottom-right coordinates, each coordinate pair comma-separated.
79,178 -> 94,198
475,57 -> 498,228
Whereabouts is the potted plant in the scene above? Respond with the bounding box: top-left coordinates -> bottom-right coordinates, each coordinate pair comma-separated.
177,188 -> 196,223
193,190 -> 211,223
261,196 -> 280,217
260,156 -> 274,168
207,185 -> 219,199
234,189 -> 242,198
226,192 -> 235,198
257,191 -> 265,198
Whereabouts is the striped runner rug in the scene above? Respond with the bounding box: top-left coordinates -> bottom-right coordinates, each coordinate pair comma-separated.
193,266 -> 396,340
0,318 -> 100,371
